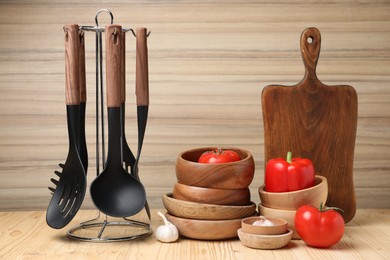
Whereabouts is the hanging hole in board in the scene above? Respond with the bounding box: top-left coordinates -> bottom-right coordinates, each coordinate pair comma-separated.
307,36 -> 314,44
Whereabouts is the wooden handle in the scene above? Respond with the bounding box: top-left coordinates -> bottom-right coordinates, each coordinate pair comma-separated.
79,30 -> 86,103
64,24 -> 80,105
300,27 -> 321,80
136,28 -> 149,106
105,24 -> 124,107
121,30 -> 126,103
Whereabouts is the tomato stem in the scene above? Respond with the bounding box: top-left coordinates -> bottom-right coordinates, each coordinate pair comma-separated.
286,151 -> 292,164
215,148 -> 222,158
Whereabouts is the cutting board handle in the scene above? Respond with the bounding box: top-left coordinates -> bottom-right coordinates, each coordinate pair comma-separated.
300,27 -> 321,84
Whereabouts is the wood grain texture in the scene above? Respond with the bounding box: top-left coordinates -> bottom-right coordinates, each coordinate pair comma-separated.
136,27 -> 149,106
162,193 -> 256,220
121,29 -> 126,103
165,212 -> 244,240
175,146 -> 255,189
79,30 -> 87,103
172,182 -> 251,206
0,209 -> 389,259
262,27 -> 358,222
0,1 -> 389,211
105,24 -> 123,107
64,24 -> 80,105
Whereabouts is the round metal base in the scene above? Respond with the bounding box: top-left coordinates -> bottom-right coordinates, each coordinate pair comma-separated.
67,218 -> 152,242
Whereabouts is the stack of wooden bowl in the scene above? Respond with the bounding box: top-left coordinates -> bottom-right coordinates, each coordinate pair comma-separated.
258,175 -> 328,239
238,216 -> 293,249
162,147 -> 256,240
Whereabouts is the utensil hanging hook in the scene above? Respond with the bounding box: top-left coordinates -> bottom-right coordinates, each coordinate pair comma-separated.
124,28 -> 151,38
95,8 -> 114,27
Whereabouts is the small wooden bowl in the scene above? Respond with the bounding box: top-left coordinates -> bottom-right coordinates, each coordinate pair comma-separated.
259,203 -> 300,239
162,193 -> 256,220
258,175 -> 328,210
173,182 -> 251,206
241,216 -> 287,235
238,228 -> 293,249
176,147 -> 255,189
165,213 -> 250,240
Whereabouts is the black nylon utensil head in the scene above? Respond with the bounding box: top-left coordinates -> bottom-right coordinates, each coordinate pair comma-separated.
47,105 -> 87,229
90,25 -> 147,218
47,25 -> 87,229
90,108 -> 146,217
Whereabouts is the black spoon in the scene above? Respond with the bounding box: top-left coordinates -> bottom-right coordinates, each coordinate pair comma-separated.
90,24 -> 146,217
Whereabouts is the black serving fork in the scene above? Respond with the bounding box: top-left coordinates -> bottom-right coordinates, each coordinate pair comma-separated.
120,29 -> 151,220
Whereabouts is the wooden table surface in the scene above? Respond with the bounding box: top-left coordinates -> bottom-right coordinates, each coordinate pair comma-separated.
0,0 -> 389,213
0,209 -> 389,259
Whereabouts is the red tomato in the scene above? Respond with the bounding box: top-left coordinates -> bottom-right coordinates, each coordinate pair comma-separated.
198,149 -> 240,164
295,204 -> 345,248
223,150 -> 241,162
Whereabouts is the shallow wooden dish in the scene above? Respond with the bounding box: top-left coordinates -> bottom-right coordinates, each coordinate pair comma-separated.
259,175 -> 328,210
176,147 -> 255,189
238,228 -> 293,249
173,182 -> 251,206
241,216 -> 287,235
162,193 -> 256,220
165,213 -> 250,240
258,203 -> 300,239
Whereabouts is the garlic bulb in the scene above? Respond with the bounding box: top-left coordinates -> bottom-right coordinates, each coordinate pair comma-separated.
252,216 -> 274,226
155,211 -> 179,243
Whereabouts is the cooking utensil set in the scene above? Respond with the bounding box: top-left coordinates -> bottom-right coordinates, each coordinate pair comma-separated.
47,10 -> 357,239
47,12 -> 151,230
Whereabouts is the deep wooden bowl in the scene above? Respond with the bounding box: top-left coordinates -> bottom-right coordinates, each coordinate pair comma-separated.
175,147 -> 255,189
241,216 -> 287,235
258,175 -> 328,210
165,213 -> 251,240
259,203 -> 300,239
173,182 -> 251,206
162,193 -> 256,220
238,228 -> 293,249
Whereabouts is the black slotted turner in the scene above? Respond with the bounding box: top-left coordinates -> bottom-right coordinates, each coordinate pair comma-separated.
46,24 -> 87,229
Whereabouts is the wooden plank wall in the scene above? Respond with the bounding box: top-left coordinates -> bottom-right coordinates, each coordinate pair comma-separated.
0,0 -> 389,211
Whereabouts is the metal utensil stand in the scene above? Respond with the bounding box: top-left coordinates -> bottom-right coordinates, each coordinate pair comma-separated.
66,9 -> 152,242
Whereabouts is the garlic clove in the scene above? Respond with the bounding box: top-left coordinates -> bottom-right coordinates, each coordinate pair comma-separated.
155,211 -> 179,243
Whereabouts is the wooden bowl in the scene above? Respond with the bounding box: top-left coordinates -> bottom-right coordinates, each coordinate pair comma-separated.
176,147 -> 255,189
258,175 -> 328,210
258,203 -> 300,239
238,228 -> 293,249
162,193 -> 256,220
241,216 -> 287,235
165,213 -> 251,240
173,182 -> 251,206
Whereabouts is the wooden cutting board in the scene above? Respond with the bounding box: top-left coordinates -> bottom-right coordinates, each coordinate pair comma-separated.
261,27 -> 358,223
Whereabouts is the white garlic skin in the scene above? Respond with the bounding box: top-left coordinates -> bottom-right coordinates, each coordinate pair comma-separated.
252,216 -> 275,226
155,223 -> 179,243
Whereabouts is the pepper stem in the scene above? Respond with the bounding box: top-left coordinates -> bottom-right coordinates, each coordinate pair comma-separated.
287,151 -> 292,164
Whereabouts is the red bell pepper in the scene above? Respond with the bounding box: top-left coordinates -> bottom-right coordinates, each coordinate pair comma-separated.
265,152 -> 315,192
